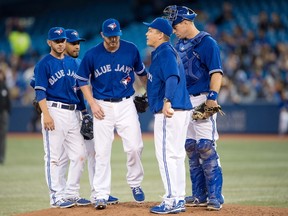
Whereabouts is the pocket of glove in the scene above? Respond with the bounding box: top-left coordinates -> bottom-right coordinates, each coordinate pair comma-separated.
80,114 -> 94,140
192,103 -> 225,120
134,94 -> 149,113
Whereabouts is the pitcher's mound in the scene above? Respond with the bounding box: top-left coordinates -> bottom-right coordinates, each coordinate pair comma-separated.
15,202 -> 288,216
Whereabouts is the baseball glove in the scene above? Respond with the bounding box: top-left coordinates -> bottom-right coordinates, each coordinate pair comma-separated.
134,94 -> 149,113
32,98 -> 42,115
192,102 -> 225,120
80,114 -> 94,140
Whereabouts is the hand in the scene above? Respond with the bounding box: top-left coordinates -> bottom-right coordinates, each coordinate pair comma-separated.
162,101 -> 174,118
205,99 -> 218,108
90,101 -> 105,120
43,113 -> 55,130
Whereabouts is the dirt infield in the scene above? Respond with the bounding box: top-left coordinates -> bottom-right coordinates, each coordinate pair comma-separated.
14,202 -> 288,216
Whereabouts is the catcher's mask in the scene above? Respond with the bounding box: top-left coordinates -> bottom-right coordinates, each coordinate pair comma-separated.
163,5 -> 197,26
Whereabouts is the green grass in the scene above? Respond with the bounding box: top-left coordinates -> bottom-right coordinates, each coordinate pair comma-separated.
0,134 -> 288,215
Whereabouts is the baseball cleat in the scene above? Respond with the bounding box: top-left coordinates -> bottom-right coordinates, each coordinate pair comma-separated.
131,186 -> 145,203
185,195 -> 207,207
94,199 -> 107,210
150,200 -> 180,214
170,200 -> 186,213
72,197 -> 91,206
207,198 -> 222,211
107,195 -> 119,205
51,199 -> 75,208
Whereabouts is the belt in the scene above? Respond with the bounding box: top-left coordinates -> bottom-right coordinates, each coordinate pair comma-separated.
51,102 -> 76,110
192,92 -> 207,97
103,96 -> 130,103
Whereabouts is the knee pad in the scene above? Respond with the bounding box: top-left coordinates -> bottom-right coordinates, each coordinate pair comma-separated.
185,139 -> 197,159
197,139 -> 219,161
185,139 -> 201,167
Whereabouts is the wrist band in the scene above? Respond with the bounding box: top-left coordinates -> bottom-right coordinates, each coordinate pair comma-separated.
207,90 -> 218,100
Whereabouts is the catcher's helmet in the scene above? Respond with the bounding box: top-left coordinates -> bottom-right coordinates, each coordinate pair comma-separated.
163,5 -> 197,26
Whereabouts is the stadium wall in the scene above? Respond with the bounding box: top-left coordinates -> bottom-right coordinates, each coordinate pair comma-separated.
9,104 -> 280,134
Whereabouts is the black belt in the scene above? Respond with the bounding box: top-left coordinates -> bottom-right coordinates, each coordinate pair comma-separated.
103,96 -> 130,102
51,102 -> 76,110
192,93 -> 207,96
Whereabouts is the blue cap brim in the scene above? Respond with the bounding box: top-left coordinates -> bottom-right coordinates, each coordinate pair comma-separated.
67,38 -> 86,43
143,22 -> 151,26
103,31 -> 122,37
49,36 -> 68,41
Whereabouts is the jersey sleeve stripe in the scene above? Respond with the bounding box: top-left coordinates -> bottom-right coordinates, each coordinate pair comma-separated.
74,74 -> 89,82
35,86 -> 46,91
209,69 -> 223,75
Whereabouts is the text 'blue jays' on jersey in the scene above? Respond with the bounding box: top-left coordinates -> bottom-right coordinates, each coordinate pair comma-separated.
147,42 -> 192,114
175,31 -> 223,95
34,54 -> 82,105
75,39 -> 146,99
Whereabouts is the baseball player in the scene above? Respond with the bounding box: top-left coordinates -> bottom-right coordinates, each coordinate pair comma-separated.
164,5 -> 225,211
75,18 -> 147,210
143,18 -> 192,214
65,28 -> 119,205
33,27 -> 89,208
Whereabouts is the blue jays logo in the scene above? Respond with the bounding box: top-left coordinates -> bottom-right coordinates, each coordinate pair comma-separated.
120,75 -> 131,88
54,28 -> 63,35
108,23 -> 117,30
71,31 -> 78,37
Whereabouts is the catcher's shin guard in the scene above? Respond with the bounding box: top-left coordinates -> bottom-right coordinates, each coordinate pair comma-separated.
185,139 -> 207,201
197,139 -> 223,202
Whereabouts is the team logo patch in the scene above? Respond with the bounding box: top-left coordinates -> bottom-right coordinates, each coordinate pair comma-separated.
71,31 -> 78,37
54,28 -> 63,35
108,23 -> 117,30
120,75 -> 131,88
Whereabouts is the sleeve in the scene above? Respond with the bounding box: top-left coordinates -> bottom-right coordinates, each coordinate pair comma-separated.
159,49 -> 180,81
36,90 -> 46,102
75,53 -> 93,83
133,46 -> 147,76
34,60 -> 49,92
202,37 -> 223,75
165,75 -> 178,100
30,75 -> 35,88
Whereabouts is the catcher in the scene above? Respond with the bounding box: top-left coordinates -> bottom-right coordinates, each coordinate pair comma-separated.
164,5 -> 225,211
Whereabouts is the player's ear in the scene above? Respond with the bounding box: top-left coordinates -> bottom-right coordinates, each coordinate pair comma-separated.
47,40 -> 52,47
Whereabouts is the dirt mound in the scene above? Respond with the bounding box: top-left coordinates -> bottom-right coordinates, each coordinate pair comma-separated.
14,202 -> 288,216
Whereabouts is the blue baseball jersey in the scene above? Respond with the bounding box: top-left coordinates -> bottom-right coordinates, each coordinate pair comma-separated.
31,56 -> 82,88
147,42 -> 192,114
75,39 -> 146,99
175,31 -> 223,95
34,54 -> 84,109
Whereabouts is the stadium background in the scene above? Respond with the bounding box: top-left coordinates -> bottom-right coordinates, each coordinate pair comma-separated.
0,0 -> 288,134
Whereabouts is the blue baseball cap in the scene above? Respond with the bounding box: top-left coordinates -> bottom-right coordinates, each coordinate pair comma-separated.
102,18 -> 122,37
65,29 -> 85,43
48,27 -> 67,41
143,17 -> 173,37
